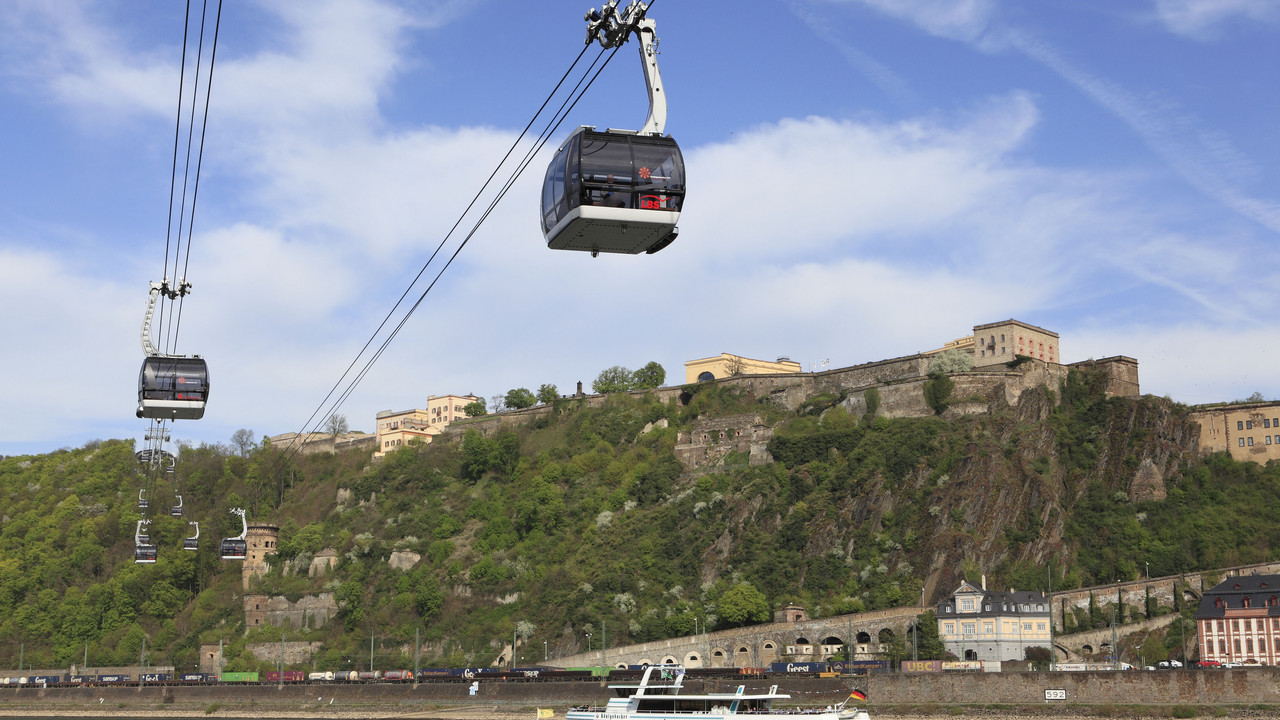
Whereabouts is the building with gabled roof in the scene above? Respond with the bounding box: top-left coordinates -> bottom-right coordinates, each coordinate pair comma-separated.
1196,574 -> 1280,666
937,578 -> 1051,662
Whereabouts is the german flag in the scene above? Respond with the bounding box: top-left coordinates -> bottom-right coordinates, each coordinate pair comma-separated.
849,689 -> 867,702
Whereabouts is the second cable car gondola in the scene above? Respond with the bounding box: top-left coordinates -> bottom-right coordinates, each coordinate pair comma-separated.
184,521 -> 199,551
221,508 -> 247,560
134,520 -> 157,564
541,0 -> 684,257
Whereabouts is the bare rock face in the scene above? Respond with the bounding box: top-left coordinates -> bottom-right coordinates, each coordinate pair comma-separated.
388,550 -> 421,571
1130,457 -> 1167,502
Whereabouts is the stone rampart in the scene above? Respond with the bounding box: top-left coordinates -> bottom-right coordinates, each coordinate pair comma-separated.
552,606 -> 926,669
1050,562 -> 1280,632
243,593 -> 337,633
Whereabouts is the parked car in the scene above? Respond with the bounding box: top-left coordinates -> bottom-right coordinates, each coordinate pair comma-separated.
1196,660 -> 1221,668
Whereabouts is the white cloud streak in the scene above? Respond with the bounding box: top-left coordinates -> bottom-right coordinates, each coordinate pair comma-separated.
1152,0 -> 1280,40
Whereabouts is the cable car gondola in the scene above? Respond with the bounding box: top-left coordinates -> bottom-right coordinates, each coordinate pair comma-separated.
542,128 -> 684,255
137,280 -> 209,420
170,495 -> 183,517
184,521 -> 199,551
134,520 -> 157,564
221,508 -> 248,560
137,356 -> 209,420
541,0 -> 684,257
138,488 -> 149,510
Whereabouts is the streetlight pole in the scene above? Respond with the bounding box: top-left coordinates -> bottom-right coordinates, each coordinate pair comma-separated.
544,641 -> 548,662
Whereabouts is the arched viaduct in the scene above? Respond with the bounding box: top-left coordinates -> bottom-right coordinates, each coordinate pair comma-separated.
548,606 -> 925,669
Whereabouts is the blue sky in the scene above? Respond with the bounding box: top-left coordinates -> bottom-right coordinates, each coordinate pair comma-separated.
1,0 -> 1278,456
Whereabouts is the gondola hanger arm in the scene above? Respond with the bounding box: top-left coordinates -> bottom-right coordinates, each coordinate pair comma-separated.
584,1 -> 666,135
140,279 -> 192,357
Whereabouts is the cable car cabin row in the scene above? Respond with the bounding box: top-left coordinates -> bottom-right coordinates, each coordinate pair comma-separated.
137,356 -> 209,420
542,128 -> 684,256
134,545 -> 157,564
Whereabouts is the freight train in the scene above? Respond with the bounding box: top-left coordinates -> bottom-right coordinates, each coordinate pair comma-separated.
0,661 -> 885,688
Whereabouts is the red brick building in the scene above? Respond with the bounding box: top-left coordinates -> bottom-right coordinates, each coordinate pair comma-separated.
1196,574 -> 1280,666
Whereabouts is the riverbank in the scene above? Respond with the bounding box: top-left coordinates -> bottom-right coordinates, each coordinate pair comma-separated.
0,706 -> 1277,720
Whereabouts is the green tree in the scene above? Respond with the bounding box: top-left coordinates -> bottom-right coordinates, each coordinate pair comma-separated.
863,387 -> 880,423
505,388 -> 536,410
716,582 -> 771,627
463,400 -> 486,416
414,571 -> 444,622
536,384 -> 559,405
632,362 -> 666,389
922,375 -> 953,415
460,430 -> 496,481
593,366 -> 634,394
336,580 -> 364,631
912,611 -> 947,660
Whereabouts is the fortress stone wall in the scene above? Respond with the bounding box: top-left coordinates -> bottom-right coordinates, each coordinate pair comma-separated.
550,606 -> 925,669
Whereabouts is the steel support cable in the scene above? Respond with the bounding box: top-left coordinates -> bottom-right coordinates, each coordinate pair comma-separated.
280,43 -> 599,452
155,0 -> 194,358
301,41 -> 627,456
171,0 -> 223,352
311,48 -> 621,436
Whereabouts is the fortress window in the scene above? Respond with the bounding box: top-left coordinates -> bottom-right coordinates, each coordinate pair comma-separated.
1239,421 -> 1245,430
1247,420 -> 1254,429
1267,436 -> 1273,445
1266,419 -> 1272,428
1240,438 -> 1246,447
1248,437 -> 1254,446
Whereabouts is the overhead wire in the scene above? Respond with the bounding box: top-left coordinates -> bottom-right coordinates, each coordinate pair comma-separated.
172,0 -> 224,353
274,39 -> 620,470
137,0 -> 223,535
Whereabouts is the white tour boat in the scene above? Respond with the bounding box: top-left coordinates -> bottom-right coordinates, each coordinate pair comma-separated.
565,665 -> 870,720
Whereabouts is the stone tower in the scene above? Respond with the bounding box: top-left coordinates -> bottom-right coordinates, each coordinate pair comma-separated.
242,522 -> 279,589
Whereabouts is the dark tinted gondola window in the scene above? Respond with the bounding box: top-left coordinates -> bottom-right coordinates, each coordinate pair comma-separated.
631,139 -> 685,211
579,133 -> 634,209
542,147 -> 566,232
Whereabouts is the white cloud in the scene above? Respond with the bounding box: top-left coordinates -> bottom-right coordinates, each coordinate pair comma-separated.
677,92 -> 1041,262
1072,323 -> 1280,405
843,0 -> 997,42
1153,0 -> 1280,40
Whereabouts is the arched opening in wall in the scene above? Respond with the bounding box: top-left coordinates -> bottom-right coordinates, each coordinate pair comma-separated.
615,663 -> 628,669
662,656 -> 679,665
763,642 -> 776,650
736,646 -> 751,663
965,649 -> 977,661
685,652 -> 702,668
794,637 -> 811,644
678,391 -> 695,406
878,629 -> 896,647
820,635 -> 845,657
638,659 -> 654,666
1082,644 -> 1094,655
697,372 -> 715,383
856,631 -> 872,645
497,654 -> 507,665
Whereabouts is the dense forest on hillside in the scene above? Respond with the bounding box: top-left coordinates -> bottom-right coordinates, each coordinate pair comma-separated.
3,367 -> 1280,672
